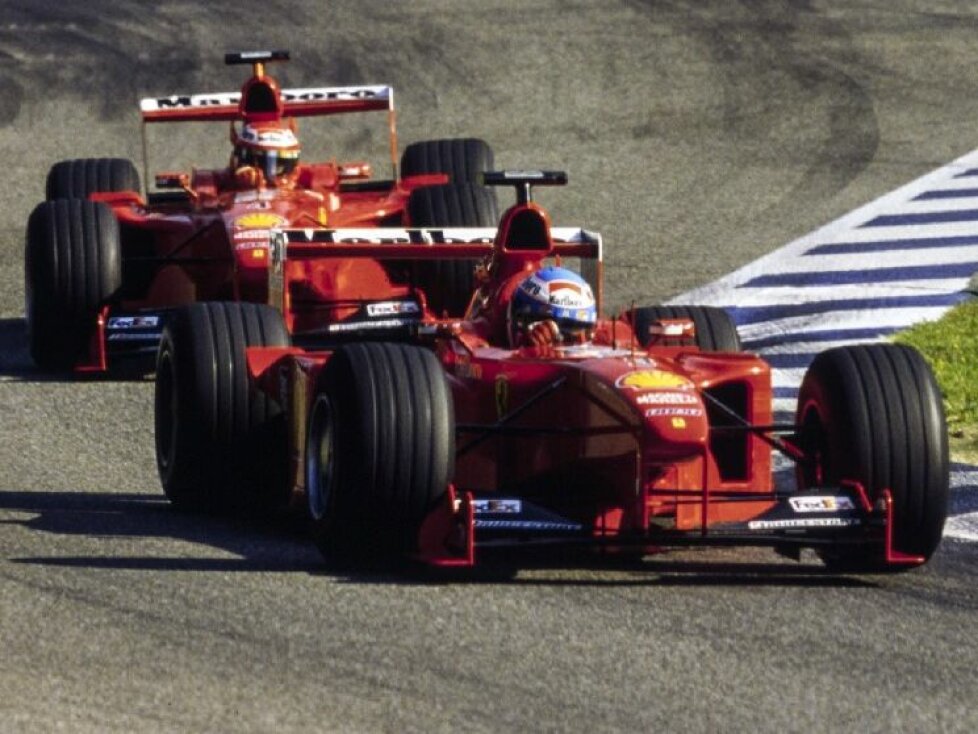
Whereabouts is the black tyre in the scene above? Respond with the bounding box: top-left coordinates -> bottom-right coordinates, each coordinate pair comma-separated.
25,199 -> 121,369
46,158 -> 141,200
400,138 -> 494,184
407,183 -> 499,315
306,342 -> 454,562
796,344 -> 949,569
155,302 -> 291,515
628,305 -> 741,351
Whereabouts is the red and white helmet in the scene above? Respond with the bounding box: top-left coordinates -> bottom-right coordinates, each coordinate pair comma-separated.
233,121 -> 300,183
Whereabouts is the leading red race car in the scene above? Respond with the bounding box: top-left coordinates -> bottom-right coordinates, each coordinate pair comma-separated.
153,171 -> 950,573
25,50 -> 497,372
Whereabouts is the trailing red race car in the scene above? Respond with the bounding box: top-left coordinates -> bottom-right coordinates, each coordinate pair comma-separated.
154,171 -> 950,572
25,50 -> 497,371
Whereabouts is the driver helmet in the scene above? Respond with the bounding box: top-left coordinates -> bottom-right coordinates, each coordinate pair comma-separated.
508,266 -> 597,345
233,122 -> 300,184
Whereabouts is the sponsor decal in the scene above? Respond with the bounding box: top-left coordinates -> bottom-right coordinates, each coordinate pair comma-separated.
366,301 -> 421,317
143,86 -> 388,112
748,517 -> 861,530
235,230 -> 273,242
146,92 -> 240,110
286,229 -> 495,245
239,127 -> 297,146
617,370 -> 694,391
107,316 -> 160,329
474,519 -> 582,531
326,319 -> 412,333
636,391 -> 700,406
645,407 -> 703,418
495,374 -> 510,418
281,86 -> 389,103
235,212 -> 286,229
788,496 -> 857,513
472,499 -> 522,514
671,417 -> 687,429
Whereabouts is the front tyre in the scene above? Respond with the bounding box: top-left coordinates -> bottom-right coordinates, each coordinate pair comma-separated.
25,199 -> 121,369
155,302 -> 290,515
796,344 -> 949,569
307,342 -> 454,563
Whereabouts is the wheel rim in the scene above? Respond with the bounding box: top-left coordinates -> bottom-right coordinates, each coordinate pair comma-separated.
306,394 -> 337,521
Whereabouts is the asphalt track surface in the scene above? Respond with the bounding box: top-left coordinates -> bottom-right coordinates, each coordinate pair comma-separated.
1,1 -> 977,730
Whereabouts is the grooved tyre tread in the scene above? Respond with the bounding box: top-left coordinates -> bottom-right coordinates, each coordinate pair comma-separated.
46,158 -> 141,200
796,344 -> 949,568
407,183 -> 499,315
25,199 -> 121,369
154,302 -> 290,514
629,305 -> 741,351
400,138 -> 494,184
309,342 -> 454,562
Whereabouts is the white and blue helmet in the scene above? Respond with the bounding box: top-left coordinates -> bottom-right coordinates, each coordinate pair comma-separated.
509,266 -> 597,341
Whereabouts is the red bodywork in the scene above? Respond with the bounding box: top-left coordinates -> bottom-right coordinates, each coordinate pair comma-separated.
243,192 -> 915,568
75,56 -> 448,370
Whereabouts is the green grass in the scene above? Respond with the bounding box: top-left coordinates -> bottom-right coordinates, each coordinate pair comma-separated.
893,298 -> 978,464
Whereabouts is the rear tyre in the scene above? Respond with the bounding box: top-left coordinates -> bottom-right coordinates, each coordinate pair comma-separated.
400,138 -> 495,184
306,342 -> 454,563
25,199 -> 121,369
155,302 -> 291,515
796,344 -> 949,570
628,305 -> 741,351
46,158 -> 141,200
407,183 -> 499,315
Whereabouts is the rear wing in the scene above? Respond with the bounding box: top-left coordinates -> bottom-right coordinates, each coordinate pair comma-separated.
268,226 -> 604,313
139,84 -> 397,189
139,85 -> 393,123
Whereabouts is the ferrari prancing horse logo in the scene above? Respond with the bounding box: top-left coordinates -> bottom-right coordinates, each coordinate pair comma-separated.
495,374 -> 510,418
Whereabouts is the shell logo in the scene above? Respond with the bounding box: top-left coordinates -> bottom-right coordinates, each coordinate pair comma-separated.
616,370 -> 693,390
235,212 -> 287,229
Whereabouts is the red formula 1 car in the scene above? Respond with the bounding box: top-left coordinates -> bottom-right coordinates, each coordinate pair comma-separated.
153,171 -> 950,572
24,50 -> 497,372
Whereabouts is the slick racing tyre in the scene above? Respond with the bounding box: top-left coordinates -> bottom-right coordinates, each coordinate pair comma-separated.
46,158 -> 141,200
400,138 -> 495,185
628,305 -> 741,351
796,344 -> 949,570
155,302 -> 290,515
407,182 -> 499,315
25,199 -> 121,369
306,342 -> 454,564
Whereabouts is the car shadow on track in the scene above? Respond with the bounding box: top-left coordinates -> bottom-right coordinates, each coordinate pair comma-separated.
383,546 -> 880,589
0,318 -> 153,381
0,489 -> 322,572
0,488 -> 883,587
